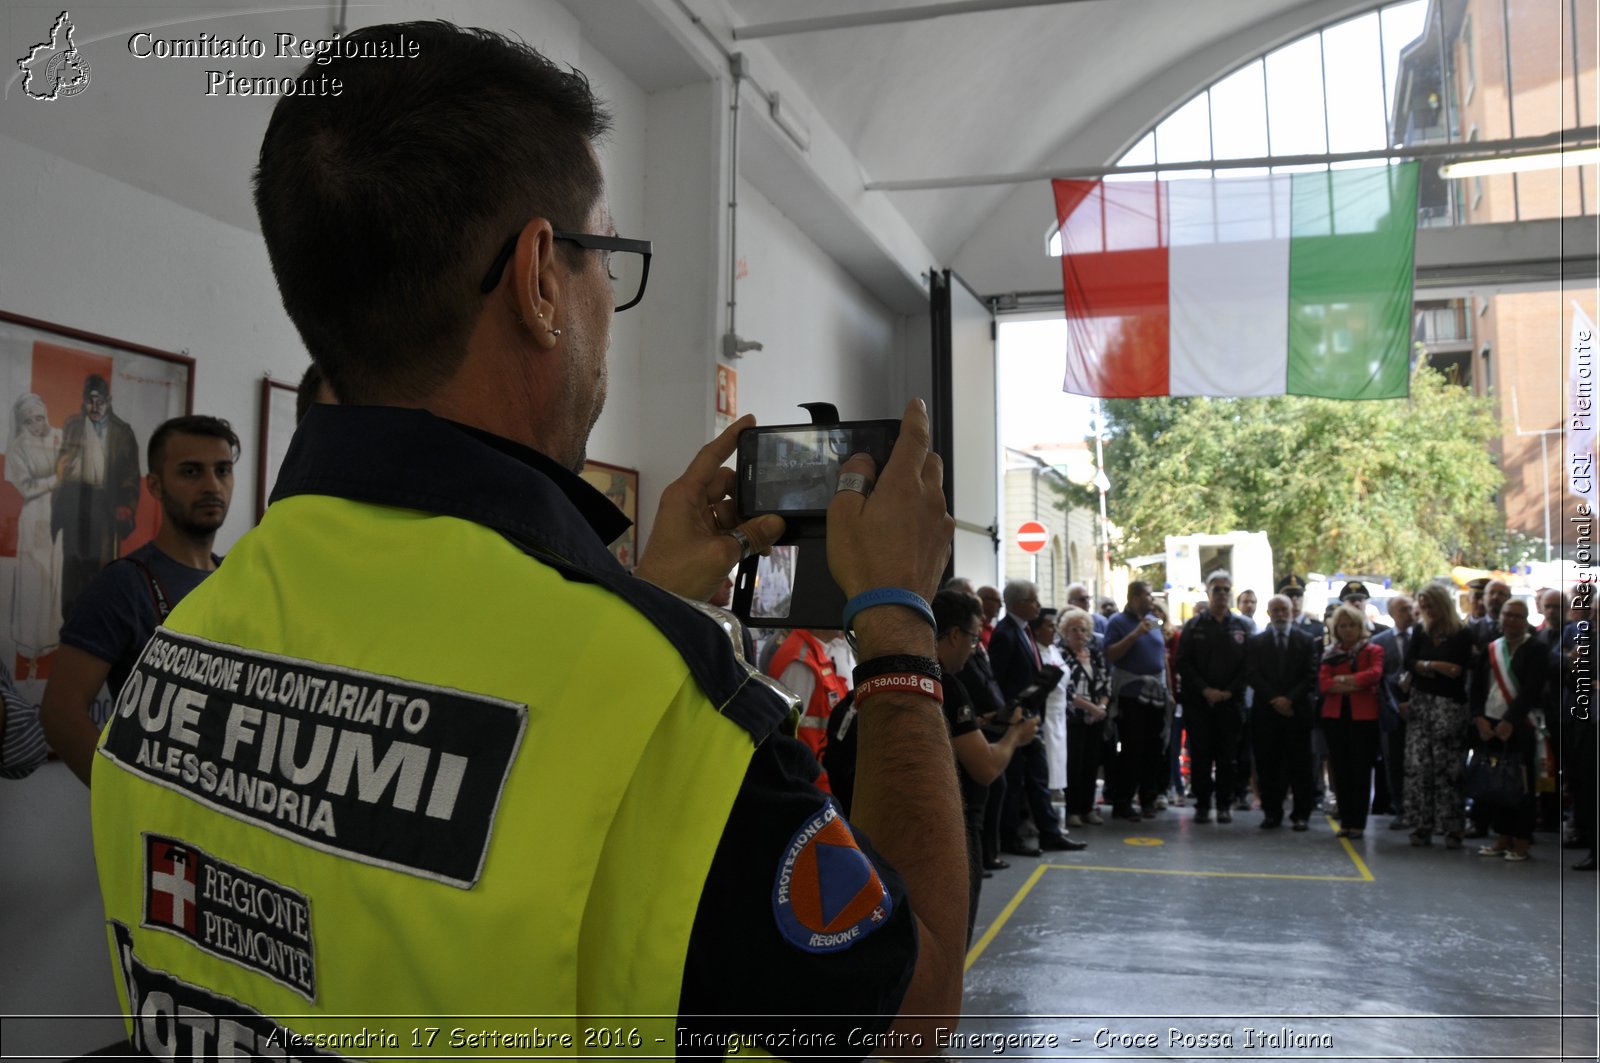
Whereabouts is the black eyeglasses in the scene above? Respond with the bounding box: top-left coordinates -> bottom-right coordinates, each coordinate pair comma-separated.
478,228 -> 653,313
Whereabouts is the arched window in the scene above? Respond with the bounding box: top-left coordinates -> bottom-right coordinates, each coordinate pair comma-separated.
1048,0 -> 1593,257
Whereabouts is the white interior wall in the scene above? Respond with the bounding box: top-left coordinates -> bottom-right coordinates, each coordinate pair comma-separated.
637,77 -> 727,512
731,176 -> 898,424
949,278 -> 1000,588
0,130 -> 309,1057
577,39 -> 649,490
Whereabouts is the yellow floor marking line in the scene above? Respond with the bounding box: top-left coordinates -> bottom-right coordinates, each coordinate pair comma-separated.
1037,863 -> 1368,881
1326,813 -> 1377,882
967,836 -> 1375,971
964,862 -> 1048,971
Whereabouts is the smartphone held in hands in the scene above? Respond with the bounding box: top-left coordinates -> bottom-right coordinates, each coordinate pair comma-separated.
735,420 -> 899,542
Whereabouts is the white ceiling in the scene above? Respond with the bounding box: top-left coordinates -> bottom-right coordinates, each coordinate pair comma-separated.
0,0 -> 1382,305
725,0 -> 1321,263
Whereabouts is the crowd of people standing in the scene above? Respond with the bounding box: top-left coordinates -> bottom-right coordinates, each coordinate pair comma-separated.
768,569 -> 1598,911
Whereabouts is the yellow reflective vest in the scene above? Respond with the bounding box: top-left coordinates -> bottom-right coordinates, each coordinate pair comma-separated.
92,408 -> 789,1056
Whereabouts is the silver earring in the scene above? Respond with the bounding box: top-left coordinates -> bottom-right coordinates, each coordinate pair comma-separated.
536,312 -> 562,338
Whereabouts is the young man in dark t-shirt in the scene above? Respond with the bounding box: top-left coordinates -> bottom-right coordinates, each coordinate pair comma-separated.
930,590 -> 1041,940
40,415 -> 239,784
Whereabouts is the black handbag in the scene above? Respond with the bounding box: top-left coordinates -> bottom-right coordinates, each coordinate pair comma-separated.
1463,740 -> 1526,806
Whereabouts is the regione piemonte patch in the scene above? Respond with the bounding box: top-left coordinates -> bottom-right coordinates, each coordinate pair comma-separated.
100,629 -> 528,888
143,834 -> 317,1000
110,921 -> 344,1059
773,801 -> 892,953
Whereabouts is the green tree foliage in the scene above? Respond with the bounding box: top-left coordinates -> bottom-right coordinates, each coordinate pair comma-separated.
1097,363 -> 1503,587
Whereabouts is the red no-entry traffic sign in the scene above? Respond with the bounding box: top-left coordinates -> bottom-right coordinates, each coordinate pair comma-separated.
1016,521 -> 1049,554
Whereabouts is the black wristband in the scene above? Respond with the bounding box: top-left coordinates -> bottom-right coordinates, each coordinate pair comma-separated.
853,654 -> 942,686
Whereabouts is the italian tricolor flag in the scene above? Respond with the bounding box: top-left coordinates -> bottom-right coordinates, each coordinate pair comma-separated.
1052,162 -> 1418,399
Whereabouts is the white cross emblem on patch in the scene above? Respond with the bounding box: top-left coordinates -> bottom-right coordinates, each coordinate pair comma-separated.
151,849 -> 197,931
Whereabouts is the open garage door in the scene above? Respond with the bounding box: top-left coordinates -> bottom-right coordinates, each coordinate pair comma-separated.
931,270 -> 1000,587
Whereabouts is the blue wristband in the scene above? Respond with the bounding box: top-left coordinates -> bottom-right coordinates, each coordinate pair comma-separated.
842,588 -> 937,650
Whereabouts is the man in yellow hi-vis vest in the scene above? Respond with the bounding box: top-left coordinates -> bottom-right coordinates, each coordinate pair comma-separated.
91,20 -> 965,1059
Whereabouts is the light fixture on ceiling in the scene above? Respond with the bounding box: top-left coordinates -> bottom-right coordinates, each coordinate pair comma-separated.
769,92 -> 811,152
1439,147 -> 1600,179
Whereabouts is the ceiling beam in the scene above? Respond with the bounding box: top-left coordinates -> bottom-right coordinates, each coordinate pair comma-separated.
864,126 -> 1600,191
731,0 -> 1099,40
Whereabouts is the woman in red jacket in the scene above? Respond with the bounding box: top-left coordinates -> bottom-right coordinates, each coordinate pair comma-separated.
1319,604 -> 1385,839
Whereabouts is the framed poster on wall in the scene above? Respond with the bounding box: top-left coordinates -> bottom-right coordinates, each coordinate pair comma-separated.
0,311 -> 192,700
579,459 -> 639,571
256,376 -> 299,522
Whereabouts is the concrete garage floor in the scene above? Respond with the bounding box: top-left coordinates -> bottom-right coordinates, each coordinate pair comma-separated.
959,806 -> 1598,1062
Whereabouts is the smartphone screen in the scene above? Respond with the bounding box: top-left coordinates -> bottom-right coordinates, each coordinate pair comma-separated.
737,420 -> 898,521
749,428 -> 853,514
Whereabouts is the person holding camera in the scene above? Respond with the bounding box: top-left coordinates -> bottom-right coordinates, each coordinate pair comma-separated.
1104,580 -> 1172,821
91,21 -> 965,1051
934,591 -> 1041,936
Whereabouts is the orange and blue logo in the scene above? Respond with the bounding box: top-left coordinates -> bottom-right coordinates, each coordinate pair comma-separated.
774,802 -> 892,953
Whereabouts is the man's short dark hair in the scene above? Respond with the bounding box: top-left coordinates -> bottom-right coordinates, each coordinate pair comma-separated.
1127,580 -> 1151,598
253,21 -> 613,404
147,416 -> 240,472
83,374 -> 109,401
932,589 -> 982,639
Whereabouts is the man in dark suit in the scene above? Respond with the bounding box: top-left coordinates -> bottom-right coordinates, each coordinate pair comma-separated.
1246,594 -> 1320,830
1371,594 -> 1416,829
988,579 -> 1081,854
988,580 -> 1041,698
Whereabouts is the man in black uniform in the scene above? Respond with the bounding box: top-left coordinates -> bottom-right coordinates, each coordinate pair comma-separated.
1177,570 -> 1255,823
1470,578 -> 1511,646
1278,574 -> 1329,806
1339,579 -> 1389,632
1279,574 -> 1326,642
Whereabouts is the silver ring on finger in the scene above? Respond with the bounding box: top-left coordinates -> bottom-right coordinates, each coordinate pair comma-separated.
835,472 -> 872,496
726,527 -> 754,561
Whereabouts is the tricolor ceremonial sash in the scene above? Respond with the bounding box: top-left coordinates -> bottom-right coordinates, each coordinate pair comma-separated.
1486,637 -> 1520,718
